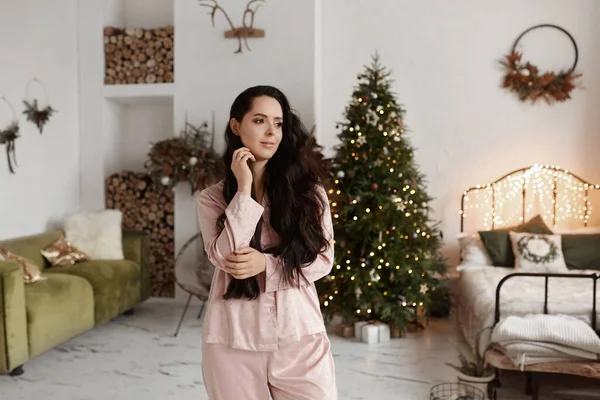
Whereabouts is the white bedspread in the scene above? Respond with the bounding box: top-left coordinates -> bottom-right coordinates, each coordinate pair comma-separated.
491,314 -> 600,368
456,266 -> 600,352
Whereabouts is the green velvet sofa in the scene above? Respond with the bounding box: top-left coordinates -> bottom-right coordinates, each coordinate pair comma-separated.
0,229 -> 150,377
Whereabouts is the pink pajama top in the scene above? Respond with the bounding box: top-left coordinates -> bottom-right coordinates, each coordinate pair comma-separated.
196,180 -> 334,352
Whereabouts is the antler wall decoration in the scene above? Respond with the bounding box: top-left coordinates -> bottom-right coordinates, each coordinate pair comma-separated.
198,0 -> 266,54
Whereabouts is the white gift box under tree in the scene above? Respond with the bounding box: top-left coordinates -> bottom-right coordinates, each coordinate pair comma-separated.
354,320 -> 391,344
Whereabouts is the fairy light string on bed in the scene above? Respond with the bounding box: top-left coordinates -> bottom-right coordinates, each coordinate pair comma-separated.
460,164 -> 600,231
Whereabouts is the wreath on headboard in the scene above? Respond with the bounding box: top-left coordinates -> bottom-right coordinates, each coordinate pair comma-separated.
500,24 -> 582,104
516,234 -> 559,264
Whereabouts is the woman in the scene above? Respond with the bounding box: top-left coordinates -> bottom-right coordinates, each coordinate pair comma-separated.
196,85 -> 338,399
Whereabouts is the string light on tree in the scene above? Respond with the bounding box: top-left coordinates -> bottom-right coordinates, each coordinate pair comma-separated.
316,53 -> 446,333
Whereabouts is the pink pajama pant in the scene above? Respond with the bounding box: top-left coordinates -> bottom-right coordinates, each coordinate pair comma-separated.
202,332 -> 338,400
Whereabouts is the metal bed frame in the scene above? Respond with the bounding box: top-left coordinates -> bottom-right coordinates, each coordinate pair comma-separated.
494,272 -> 599,333
459,165 -> 600,399
492,272 -> 600,399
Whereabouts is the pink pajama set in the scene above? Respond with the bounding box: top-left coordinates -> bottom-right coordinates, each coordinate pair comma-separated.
196,181 -> 338,400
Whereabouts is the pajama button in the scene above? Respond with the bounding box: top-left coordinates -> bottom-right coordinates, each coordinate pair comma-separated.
269,306 -> 276,313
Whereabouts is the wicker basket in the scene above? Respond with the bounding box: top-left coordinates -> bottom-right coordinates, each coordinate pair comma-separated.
430,382 -> 485,400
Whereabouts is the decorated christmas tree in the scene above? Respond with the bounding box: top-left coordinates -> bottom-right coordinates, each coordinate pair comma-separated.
317,53 -> 447,333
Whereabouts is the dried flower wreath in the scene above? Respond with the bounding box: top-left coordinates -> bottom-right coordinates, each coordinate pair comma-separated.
144,113 -> 224,194
23,78 -> 57,133
0,96 -> 20,174
501,24 -> 582,104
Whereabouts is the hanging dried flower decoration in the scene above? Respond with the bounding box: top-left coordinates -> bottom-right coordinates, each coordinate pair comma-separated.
144,112 -> 225,194
23,78 -> 57,133
0,96 -> 20,174
500,24 -> 582,104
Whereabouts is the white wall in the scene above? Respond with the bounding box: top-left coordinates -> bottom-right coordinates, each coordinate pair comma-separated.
0,0 -> 80,240
319,0 -> 600,265
174,0 -> 316,142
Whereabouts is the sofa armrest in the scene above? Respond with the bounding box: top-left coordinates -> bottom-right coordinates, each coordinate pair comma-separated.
122,230 -> 151,301
0,261 -> 29,373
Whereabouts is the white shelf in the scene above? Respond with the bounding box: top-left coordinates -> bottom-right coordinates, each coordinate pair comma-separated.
103,83 -> 174,100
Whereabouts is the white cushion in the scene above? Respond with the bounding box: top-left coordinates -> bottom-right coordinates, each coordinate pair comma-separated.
64,210 -> 124,260
509,231 -> 567,273
456,233 -> 492,270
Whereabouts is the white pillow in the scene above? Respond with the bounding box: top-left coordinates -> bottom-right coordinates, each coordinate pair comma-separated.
456,233 -> 492,270
64,210 -> 124,260
509,231 -> 567,273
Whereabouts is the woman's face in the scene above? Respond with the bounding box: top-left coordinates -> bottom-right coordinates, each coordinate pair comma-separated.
230,96 -> 283,161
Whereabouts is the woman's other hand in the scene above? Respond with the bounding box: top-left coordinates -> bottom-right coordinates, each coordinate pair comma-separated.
224,247 -> 266,279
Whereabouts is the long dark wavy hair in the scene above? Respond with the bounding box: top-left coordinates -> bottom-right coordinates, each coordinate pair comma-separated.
217,85 -> 330,300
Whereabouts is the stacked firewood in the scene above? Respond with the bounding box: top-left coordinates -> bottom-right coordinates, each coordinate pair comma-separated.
105,171 -> 175,298
104,25 -> 174,85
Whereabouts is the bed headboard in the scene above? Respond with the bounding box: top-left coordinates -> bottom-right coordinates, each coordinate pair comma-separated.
460,164 -> 600,233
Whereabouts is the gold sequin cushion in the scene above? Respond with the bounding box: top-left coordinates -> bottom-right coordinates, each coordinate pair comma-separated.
0,247 -> 46,283
41,237 -> 89,267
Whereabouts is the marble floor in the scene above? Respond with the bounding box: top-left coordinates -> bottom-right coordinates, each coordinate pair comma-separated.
1,298 -> 598,400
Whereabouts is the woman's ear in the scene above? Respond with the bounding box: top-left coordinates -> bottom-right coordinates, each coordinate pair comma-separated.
230,118 -> 240,136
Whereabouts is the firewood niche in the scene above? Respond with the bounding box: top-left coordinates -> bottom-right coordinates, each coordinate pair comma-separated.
103,25 -> 174,85
199,0 -> 266,54
105,171 -> 175,298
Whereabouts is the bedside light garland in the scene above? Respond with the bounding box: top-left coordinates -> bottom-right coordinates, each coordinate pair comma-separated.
460,164 -> 599,232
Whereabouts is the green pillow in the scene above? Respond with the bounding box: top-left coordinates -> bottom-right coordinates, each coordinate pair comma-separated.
562,233 -> 600,271
478,215 -> 553,267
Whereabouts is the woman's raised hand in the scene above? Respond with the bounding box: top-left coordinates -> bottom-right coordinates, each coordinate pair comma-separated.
231,147 -> 255,194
